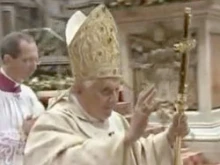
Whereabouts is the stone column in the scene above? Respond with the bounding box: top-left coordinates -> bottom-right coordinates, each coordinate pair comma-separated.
118,31 -> 134,105
197,19 -> 212,116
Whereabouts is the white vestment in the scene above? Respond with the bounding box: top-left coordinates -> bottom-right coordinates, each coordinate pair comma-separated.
0,69 -> 45,165
24,94 -> 176,165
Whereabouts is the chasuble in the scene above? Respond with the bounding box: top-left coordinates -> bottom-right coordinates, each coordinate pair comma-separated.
24,94 -> 174,165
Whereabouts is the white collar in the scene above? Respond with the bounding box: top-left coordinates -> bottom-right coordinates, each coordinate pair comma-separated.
0,68 -> 20,87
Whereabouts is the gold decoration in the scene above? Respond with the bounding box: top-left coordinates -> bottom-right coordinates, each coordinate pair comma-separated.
174,7 -> 195,165
65,4 -> 121,81
173,39 -> 196,54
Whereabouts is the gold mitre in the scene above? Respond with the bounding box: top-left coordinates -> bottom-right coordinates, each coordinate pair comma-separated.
65,4 -> 121,81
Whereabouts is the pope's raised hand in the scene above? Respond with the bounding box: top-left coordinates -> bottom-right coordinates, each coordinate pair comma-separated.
124,85 -> 157,145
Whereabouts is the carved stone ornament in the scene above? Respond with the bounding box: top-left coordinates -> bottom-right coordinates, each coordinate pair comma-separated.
128,22 -> 198,110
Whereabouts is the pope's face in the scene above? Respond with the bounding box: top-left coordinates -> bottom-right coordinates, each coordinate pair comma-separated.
79,78 -> 120,121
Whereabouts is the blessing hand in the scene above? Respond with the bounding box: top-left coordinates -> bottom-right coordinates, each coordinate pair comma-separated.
124,85 -> 157,145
